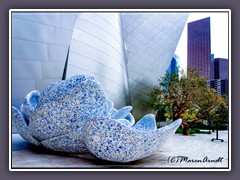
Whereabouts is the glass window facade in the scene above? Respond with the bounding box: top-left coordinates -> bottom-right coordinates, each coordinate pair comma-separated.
214,58 -> 229,79
187,17 -> 211,80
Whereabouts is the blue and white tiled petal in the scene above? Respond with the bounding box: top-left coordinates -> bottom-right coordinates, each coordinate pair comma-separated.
41,128 -> 94,158
132,114 -> 157,131
20,90 -> 40,125
83,117 -> 182,162
12,106 -> 41,146
28,74 -> 113,141
113,106 -> 132,119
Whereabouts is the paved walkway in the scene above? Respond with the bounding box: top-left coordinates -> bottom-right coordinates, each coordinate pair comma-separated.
11,131 -> 229,169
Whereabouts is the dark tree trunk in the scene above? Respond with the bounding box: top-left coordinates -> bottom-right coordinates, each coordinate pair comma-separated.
182,125 -> 190,135
181,120 -> 190,135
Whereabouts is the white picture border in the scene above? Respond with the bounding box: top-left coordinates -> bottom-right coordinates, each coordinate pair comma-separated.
9,9 -> 231,171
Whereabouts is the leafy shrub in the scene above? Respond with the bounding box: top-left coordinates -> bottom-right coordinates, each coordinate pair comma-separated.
176,128 -> 182,134
188,129 -> 196,134
199,131 -> 211,134
175,127 -> 211,134
190,120 -> 228,130
176,128 -> 196,134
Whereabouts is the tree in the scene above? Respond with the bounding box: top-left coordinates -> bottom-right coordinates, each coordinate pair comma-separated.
209,102 -> 229,125
151,68 -> 227,135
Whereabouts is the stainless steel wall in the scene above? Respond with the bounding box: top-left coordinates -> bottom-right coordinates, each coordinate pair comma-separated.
11,12 -> 188,121
66,13 -> 130,109
11,12 -> 78,109
121,13 -> 188,119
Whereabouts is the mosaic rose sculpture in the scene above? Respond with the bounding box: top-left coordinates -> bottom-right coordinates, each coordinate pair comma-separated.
12,74 -> 182,162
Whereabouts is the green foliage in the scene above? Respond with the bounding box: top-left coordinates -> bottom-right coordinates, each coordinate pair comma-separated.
200,131 -> 211,134
188,129 -> 196,134
192,128 -> 200,133
175,127 -> 211,134
209,103 -> 229,122
175,128 -> 182,134
151,68 -> 228,135
176,128 -> 197,134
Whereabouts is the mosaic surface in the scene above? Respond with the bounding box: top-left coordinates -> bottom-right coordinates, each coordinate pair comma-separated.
84,118 -> 181,162
12,74 -> 182,162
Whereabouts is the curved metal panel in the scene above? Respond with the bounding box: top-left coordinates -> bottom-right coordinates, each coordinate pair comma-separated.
11,12 -> 188,121
121,13 -> 188,119
67,13 -> 130,108
11,13 -> 78,109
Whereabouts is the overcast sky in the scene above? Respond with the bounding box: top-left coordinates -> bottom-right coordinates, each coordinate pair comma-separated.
175,12 -> 229,70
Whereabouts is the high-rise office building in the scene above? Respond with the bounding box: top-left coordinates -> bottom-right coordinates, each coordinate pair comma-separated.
167,54 -> 179,75
210,54 -> 215,79
207,57 -> 229,95
214,58 -> 229,79
187,17 -> 211,80
207,79 -> 228,95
